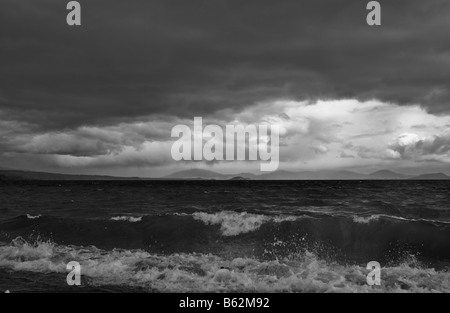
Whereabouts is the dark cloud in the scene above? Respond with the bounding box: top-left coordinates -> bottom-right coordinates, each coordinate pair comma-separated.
0,0 -> 449,134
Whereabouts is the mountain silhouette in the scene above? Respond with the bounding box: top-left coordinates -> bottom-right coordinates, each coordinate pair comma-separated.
409,173 -> 450,180
2,168 -> 450,181
369,170 -> 408,179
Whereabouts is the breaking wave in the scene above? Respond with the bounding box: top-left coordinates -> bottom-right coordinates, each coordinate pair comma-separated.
1,211 -> 450,264
111,216 -> 143,223
192,211 -> 298,236
0,238 -> 449,293
26,214 -> 42,220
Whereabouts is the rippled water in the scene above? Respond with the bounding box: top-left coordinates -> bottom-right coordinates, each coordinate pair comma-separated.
0,180 -> 449,292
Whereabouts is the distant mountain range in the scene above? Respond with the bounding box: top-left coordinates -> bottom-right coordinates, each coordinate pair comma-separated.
164,169 -> 258,180
0,170 -> 141,181
408,173 -> 450,180
0,168 -> 449,181
162,169 -> 450,181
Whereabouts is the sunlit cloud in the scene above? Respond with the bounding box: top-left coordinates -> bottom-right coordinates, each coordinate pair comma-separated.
1,99 -> 450,175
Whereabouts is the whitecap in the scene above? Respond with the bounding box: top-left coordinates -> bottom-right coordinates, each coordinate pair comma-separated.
353,215 -> 380,224
1,239 -> 449,293
26,214 -> 42,220
192,211 -> 300,236
111,216 -> 143,223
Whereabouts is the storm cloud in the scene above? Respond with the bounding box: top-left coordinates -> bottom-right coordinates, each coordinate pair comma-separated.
1,0 -> 450,175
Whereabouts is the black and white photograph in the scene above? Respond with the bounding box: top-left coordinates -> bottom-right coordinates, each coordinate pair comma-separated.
1,0 -> 450,296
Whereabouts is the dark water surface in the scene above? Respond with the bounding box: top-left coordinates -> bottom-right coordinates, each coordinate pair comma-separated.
1,180 -> 449,293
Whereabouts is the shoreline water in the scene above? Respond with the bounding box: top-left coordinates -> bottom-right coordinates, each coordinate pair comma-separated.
0,238 -> 449,293
1,180 -> 449,293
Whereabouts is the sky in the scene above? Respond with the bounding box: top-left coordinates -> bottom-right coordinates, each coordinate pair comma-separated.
0,0 -> 450,177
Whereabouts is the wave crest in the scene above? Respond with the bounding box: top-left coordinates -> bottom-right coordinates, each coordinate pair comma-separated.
26,214 -> 42,220
192,211 -> 297,236
111,216 -> 142,223
353,215 -> 380,224
0,239 -> 449,293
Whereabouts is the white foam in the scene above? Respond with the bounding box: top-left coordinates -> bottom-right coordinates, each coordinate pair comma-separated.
352,214 -> 450,225
111,216 -> 142,223
193,212 -> 267,236
353,215 -> 380,224
0,239 -> 449,293
192,211 -> 298,236
26,214 -> 42,220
